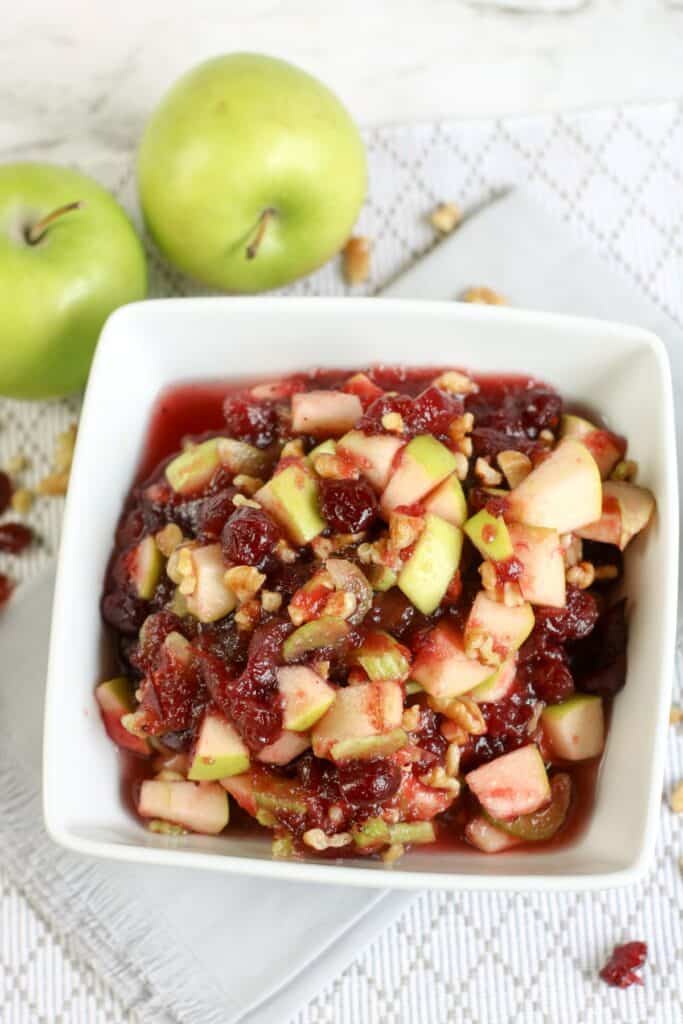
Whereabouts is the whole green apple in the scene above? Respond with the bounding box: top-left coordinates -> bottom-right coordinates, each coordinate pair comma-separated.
137,53 -> 367,292
0,163 -> 147,399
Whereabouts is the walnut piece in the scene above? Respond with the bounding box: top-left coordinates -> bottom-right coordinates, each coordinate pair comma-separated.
235,598 -> 261,631
433,370 -> 478,395
381,411 -> 404,433
224,565 -> 266,604
303,828 -> 352,851
670,706 -> 683,726
566,561 -> 595,589
429,201 -> 462,234
390,512 -> 424,552
261,589 -> 283,613
474,457 -> 503,487
155,523 -> 184,558
497,450 -> 532,489
232,494 -> 261,509
343,236 -> 371,285
11,487 -> 34,515
461,286 -> 507,305
671,781 -> 683,814
6,453 -> 29,474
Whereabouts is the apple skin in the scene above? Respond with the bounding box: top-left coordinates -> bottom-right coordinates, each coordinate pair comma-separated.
137,53 -> 367,292
0,163 -> 147,399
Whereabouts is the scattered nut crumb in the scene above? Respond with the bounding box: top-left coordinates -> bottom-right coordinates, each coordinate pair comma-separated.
275,539 -> 297,564
670,705 -> 683,725
54,423 -> 77,472
611,459 -> 638,482
311,536 -> 335,560
381,411 -> 404,433
433,370 -> 478,395
566,561 -> 595,589
342,236 -> 371,285
430,201 -> 462,234
6,453 -> 29,475
232,494 -> 261,509
479,560 -> 497,592
474,457 -> 503,487
224,565 -> 266,603
670,780 -> 683,814
261,589 -> 283,613
460,286 -> 507,305
10,487 -> 34,515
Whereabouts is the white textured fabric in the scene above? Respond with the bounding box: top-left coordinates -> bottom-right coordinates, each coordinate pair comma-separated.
1,102 -> 683,1023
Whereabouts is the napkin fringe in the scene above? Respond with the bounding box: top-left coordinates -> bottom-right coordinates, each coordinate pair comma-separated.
0,756 -> 229,1024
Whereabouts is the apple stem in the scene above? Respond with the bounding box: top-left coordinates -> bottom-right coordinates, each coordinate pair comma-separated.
26,201 -> 84,245
246,208 -> 276,260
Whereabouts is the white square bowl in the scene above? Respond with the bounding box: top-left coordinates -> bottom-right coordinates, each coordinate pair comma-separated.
44,297 -> 678,890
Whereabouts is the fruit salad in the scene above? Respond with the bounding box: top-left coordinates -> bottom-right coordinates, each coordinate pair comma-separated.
98,367 -> 655,862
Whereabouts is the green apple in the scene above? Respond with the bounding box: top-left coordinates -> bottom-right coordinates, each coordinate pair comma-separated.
465,745 -> 550,821
188,711 -> 250,781
463,508 -> 513,561
255,462 -> 326,545
381,435 -> 457,515
398,513 -> 463,614
137,53 -> 367,292
0,162 -> 147,398
311,680 -> 405,761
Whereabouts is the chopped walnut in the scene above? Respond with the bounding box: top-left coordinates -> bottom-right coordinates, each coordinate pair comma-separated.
275,539 -> 297,564
429,201 -> 462,234
327,804 -> 345,825
312,660 -> 331,679
566,561 -> 595,589
224,565 -> 266,603
235,598 -> 261,631
390,512 -> 424,552
670,705 -> 683,725
611,459 -> 638,482
232,494 -> 261,509
171,546 -> 197,595
539,429 -> 555,445
261,589 -> 283,613
433,370 -> 478,395
449,413 -> 474,442
420,766 -> 462,794
382,843 -> 405,865
155,523 -> 184,557
461,286 -> 507,305
6,453 -> 29,475
445,742 -> 461,777
233,474 -> 263,496
36,469 -> 70,496
357,542 -> 377,565
474,457 -> 503,487
526,701 -> 545,736
342,236 -> 371,285
323,590 -> 357,620
443,695 -> 486,736
303,828 -> 352,851
121,711 -> 147,739
311,537 -> 334,559
381,411 -> 404,433
670,781 -> 683,814
465,631 -> 500,667
402,705 -> 421,731
313,452 -> 359,480
453,452 -> 469,481
497,450 -> 532,489
10,487 -> 34,515
479,560 -> 497,592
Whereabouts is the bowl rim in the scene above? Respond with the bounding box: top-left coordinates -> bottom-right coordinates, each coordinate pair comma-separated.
43,295 -> 679,891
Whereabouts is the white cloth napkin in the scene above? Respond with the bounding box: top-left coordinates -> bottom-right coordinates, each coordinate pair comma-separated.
2,188 -> 682,1024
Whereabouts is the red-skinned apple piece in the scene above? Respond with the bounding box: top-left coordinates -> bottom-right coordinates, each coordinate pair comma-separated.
577,481 -> 655,550
506,438 -> 602,533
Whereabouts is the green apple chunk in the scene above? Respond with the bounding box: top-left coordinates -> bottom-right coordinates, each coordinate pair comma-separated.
468,654 -> 517,703
465,816 -> 522,853
506,438 -> 602,534
95,677 -> 151,756
282,616 -> 351,662
508,522 -> 566,608
291,389 -> 362,437
220,773 -> 257,816
388,821 -> 436,845
411,622 -> 492,700
184,544 -> 236,623
398,514 -> 463,615
541,695 -> 605,761
464,509 -> 513,561
138,779 -> 229,834
307,439 -> 336,464
381,435 -> 458,515
311,680 -> 406,761
216,437 -> 270,477
137,54 -> 367,293
256,730 -> 311,765
188,711 -> 250,780
255,462 -> 325,545
337,431 -> 404,492
129,535 -> 163,599
276,665 -> 336,731
560,414 -> 624,479
577,481 -> 655,551
423,473 -> 467,526
488,773 -> 572,841
465,592 -> 534,663
165,438 -> 221,494
367,565 -> 398,592
253,776 -> 308,816
0,162 -> 147,400
352,816 -> 391,849
352,631 -> 411,681
465,745 -> 551,821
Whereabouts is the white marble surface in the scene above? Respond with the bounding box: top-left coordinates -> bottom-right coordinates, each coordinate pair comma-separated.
2,0 -> 683,147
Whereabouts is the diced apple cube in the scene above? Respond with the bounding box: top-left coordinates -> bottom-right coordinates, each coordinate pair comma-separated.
506,438 -> 602,534
311,681 -> 406,761
464,509 -> 514,561
411,622 -> 493,700
255,462 -> 326,545
138,779 -> 229,834
577,481 -> 655,551
508,522 -> 566,608
129,535 -> 163,599
185,544 -> 236,623
188,711 -> 250,780
353,631 -> 412,681
468,654 -> 517,703
397,773 -> 457,820
256,730 -> 311,765
165,438 -> 222,495
276,665 -> 336,731
282,616 -> 351,662
465,592 -> 534,664
560,414 -> 625,479
541,695 -> 605,761
388,821 -> 436,845
398,514 -> 463,614
291,390 -> 362,437
381,435 -> 457,515
217,437 -> 269,476
465,815 -> 523,853
466,745 -> 550,821
220,773 -> 257,816
337,430 -> 404,492
423,473 -> 467,526
95,677 -> 151,756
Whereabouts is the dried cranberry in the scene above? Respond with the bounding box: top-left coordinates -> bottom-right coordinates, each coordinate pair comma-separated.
223,394 -> 278,448
462,689 -> 536,771
404,386 -> 464,438
519,386 -> 562,436
0,471 -> 12,514
359,394 -> 414,435
0,572 -> 14,608
101,589 -> 147,634
222,506 -> 281,570
412,704 -> 448,771
0,522 -> 33,554
131,611 -> 184,673
116,506 -> 146,548
534,586 -> 599,642
337,758 -> 402,808
599,941 -> 647,988
230,695 -> 282,751
320,478 -> 378,533
196,487 -> 238,540
367,590 -> 415,638
526,653 -> 575,704
467,487 -> 509,519
570,599 -> 628,698
196,617 -> 250,667
582,540 -> 623,589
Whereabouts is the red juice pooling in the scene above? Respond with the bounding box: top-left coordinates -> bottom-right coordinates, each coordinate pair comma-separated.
97,365 -> 650,860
